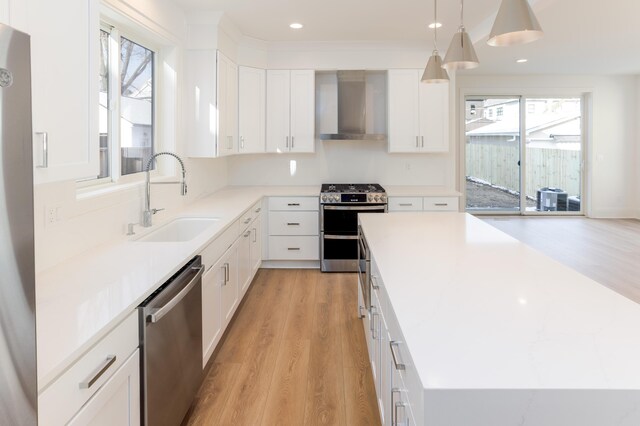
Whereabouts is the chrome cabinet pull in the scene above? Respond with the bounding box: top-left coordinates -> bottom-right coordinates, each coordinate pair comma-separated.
287,222 -> 300,226
434,203 -> 448,207
421,135 -> 424,148
240,136 -> 245,149
244,218 -> 251,224
244,231 -> 251,237
149,266 -> 204,323
391,388 -> 401,425
79,355 -> 117,389
415,136 -> 419,148
390,341 -> 406,370
252,228 -> 257,242
369,306 -> 377,334
285,136 -> 289,148
291,136 -> 295,148
224,263 -> 229,284
399,203 -> 413,207
287,247 -> 300,251
287,203 -> 300,206
254,207 -> 261,213
371,312 -> 379,340
35,132 -> 48,168
395,401 -> 408,426
371,275 -> 380,290
358,305 -> 366,319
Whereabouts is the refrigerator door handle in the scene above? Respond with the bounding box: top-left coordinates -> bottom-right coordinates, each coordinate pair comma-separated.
35,132 -> 48,168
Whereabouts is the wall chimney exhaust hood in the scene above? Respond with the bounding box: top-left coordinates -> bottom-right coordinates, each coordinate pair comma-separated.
317,70 -> 387,141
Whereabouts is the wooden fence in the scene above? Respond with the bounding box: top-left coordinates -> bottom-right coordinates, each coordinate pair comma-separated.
466,144 -> 581,198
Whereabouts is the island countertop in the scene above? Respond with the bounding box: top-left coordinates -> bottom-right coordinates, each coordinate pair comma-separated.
359,212 -> 640,424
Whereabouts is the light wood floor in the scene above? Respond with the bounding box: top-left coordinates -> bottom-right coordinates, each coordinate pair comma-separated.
482,216 -> 640,303
185,269 -> 380,426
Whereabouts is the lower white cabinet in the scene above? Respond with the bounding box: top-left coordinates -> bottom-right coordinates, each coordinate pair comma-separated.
388,196 -> 459,212
238,226 -> 252,297
202,262 -> 223,367
267,197 -> 319,261
219,240 -> 239,329
250,216 -> 262,275
39,312 -> 139,426
67,350 -> 140,426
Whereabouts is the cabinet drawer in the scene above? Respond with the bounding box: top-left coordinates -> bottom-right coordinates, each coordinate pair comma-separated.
38,311 -> 139,426
268,196 -> 319,211
200,224 -> 238,272
268,211 -> 319,235
388,197 -> 423,211
423,196 -> 458,211
268,236 -> 319,260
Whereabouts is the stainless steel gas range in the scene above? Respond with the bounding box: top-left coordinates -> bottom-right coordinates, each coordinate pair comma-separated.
320,183 -> 387,272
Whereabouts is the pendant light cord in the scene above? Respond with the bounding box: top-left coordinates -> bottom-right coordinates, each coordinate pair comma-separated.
433,0 -> 438,49
460,0 -> 464,28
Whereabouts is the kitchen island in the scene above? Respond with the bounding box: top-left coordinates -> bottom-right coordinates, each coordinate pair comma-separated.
358,212 -> 640,426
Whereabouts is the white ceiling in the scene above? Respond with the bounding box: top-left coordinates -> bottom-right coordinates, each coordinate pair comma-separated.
174,0 -> 640,75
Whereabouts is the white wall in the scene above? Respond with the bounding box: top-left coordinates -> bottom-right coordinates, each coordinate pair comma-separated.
34,0 -> 228,273
457,74 -> 638,218
636,76 -> 640,219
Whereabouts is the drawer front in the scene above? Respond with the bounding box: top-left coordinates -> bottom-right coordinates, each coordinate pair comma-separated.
268,236 -> 319,260
388,197 -> 423,211
384,297 -> 423,424
268,211 -> 319,236
268,196 -> 319,211
423,196 -> 458,211
200,224 -> 238,272
39,311 -> 139,426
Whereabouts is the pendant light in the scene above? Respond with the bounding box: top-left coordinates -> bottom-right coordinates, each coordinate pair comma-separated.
422,0 -> 449,83
487,0 -> 543,46
443,0 -> 479,71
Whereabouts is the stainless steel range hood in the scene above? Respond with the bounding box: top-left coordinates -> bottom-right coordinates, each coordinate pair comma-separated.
319,70 -> 387,141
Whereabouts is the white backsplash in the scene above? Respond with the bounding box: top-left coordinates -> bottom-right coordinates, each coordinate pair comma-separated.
34,157 -> 228,273
227,139 -> 455,186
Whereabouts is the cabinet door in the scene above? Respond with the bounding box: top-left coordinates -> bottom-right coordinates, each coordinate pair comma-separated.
67,350 -> 140,426
266,70 -> 290,153
379,324 -> 391,425
217,51 -> 236,157
238,66 -> 266,154
202,263 -> 222,367
221,242 -> 239,328
250,216 -> 262,275
370,290 -> 381,399
238,227 -> 252,297
29,0 -> 99,183
419,79 -> 449,152
185,50 -> 217,157
289,70 -> 315,153
227,58 -> 238,154
388,69 -> 420,154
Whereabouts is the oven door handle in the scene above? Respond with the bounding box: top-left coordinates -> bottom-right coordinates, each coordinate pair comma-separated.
323,205 -> 387,211
324,234 -> 359,240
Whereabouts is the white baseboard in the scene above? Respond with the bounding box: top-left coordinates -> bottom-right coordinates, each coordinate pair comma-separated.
261,260 -> 320,269
588,208 -> 638,219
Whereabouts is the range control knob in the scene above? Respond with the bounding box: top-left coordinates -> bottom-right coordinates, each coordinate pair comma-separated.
321,195 -> 327,202
380,195 -> 387,202
368,194 -> 373,202
333,195 -> 340,202
374,195 -> 380,202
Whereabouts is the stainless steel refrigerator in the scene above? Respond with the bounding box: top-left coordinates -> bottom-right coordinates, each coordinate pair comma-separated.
0,23 -> 37,425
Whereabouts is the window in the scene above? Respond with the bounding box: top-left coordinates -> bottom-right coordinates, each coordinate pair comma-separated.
97,25 -> 156,182
496,107 -> 503,117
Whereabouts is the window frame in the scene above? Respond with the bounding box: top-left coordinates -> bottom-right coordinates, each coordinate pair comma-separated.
78,19 -> 161,189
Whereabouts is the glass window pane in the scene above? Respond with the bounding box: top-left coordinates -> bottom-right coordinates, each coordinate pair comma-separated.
120,37 -> 154,176
525,98 -> 582,212
99,30 -> 110,179
465,97 -> 522,212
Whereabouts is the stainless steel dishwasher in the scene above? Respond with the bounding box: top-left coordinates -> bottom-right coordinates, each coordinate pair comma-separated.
138,256 -> 204,426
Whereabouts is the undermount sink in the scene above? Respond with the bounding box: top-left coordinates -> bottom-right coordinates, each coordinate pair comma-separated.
135,217 -> 219,242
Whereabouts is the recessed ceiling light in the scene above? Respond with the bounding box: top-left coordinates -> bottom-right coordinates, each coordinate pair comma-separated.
516,58 -> 528,63
428,22 -> 442,29
289,23 -> 303,29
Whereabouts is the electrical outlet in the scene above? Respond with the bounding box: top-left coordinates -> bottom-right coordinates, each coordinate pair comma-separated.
44,204 -> 63,227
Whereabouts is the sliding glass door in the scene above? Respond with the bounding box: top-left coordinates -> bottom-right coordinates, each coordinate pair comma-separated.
465,95 -> 584,215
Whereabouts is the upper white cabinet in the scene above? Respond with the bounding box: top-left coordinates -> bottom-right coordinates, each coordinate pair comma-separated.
217,51 -> 238,157
388,69 -> 449,153
28,0 -> 99,183
186,50 -> 237,158
266,70 -> 315,153
238,66 -> 266,154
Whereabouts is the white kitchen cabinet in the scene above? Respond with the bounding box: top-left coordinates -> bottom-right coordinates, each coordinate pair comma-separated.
388,196 -> 459,212
220,240 -> 239,329
28,0 -> 99,183
388,69 -> 449,153
238,226 -> 252,296
202,262 -> 222,367
388,197 -> 423,212
67,350 -> 140,426
39,312 -> 139,426
250,216 -> 262,275
238,66 -> 266,154
267,197 -> 319,261
266,70 -> 315,153
186,50 -> 237,158
217,51 -> 238,157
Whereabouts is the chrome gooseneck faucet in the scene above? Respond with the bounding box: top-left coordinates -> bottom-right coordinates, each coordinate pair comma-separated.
143,151 -> 187,227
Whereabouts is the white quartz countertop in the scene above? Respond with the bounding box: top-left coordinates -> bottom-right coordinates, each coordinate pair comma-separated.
384,186 -> 461,197
359,212 -> 640,391
36,185 -> 318,391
